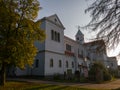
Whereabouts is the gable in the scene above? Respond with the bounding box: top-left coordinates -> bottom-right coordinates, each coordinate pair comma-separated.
46,14 -> 65,29
76,30 -> 84,37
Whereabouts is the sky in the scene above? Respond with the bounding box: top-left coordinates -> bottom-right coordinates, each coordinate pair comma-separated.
37,0 -> 95,41
37,0 -> 120,64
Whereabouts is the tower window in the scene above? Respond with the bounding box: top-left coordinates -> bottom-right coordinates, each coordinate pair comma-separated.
55,31 -> 57,41
77,37 -> 79,40
58,33 -> 60,42
51,30 -> 54,40
51,30 -> 60,42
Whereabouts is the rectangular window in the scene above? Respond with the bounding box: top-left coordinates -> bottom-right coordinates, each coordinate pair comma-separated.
51,30 -> 54,40
58,33 -> 60,42
35,59 -> 39,68
51,30 -> 60,42
66,61 -> 68,68
55,31 -> 57,41
66,44 -> 71,51
72,62 -> 74,68
78,49 -> 79,54
50,59 -> 53,67
59,60 -> 62,68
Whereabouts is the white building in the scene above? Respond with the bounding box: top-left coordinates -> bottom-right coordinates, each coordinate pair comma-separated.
13,14 -> 118,77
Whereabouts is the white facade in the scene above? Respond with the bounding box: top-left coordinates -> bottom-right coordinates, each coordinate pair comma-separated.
14,14 -> 118,77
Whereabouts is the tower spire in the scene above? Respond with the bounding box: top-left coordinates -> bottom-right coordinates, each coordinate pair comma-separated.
75,26 -> 84,44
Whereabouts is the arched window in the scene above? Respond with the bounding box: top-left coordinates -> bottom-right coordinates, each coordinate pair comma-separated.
50,59 -> 53,67
66,61 -> 68,68
59,60 -> 62,68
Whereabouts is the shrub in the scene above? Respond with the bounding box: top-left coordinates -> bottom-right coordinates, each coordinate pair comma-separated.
80,77 -> 88,83
103,72 -> 112,81
74,71 -> 80,80
109,69 -> 119,78
89,61 -> 112,83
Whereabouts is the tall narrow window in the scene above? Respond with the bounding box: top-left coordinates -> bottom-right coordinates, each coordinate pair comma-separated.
81,50 -> 83,55
72,62 -> 74,68
59,60 -> 62,68
55,31 -> 57,41
66,44 -> 71,51
35,59 -> 39,68
51,30 -> 54,40
51,30 -> 60,42
58,33 -> 60,42
78,49 -> 79,54
66,61 -> 68,68
50,59 -> 53,67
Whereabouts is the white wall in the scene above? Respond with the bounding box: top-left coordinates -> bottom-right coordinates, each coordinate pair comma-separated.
44,52 -> 64,76
45,21 -> 64,54
64,56 -> 76,74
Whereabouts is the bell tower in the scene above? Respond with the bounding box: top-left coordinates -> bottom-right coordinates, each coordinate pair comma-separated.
75,26 -> 84,44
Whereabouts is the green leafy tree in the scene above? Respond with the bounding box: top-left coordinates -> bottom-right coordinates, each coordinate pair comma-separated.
85,0 -> 120,49
0,0 -> 45,86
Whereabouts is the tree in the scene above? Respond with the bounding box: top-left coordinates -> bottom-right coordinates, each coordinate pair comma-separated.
85,0 -> 120,49
0,0 -> 45,86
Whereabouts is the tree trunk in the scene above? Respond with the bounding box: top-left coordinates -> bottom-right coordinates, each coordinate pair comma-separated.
0,62 -> 6,86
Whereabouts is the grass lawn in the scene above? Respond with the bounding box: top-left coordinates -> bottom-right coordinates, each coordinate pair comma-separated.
0,81 -> 106,90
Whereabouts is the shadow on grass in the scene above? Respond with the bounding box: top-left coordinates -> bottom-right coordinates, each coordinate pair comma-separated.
52,86 -> 68,90
25,84 -> 57,90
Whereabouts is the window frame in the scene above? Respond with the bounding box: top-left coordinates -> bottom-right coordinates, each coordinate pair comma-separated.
50,59 -> 54,68
35,59 -> 39,68
66,61 -> 68,68
59,60 -> 62,68
72,61 -> 74,68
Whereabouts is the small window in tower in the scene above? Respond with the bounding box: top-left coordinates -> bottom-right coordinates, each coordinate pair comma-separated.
55,31 -> 57,41
77,37 -> 79,40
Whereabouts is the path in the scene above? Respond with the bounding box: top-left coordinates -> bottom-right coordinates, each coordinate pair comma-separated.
8,78 -> 120,89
